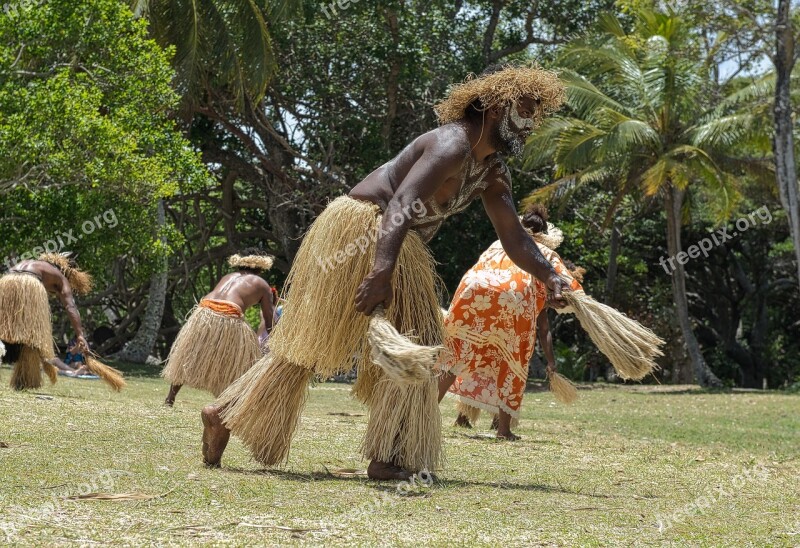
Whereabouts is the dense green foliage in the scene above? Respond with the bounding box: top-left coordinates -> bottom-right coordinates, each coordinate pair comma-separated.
0,0 -> 209,340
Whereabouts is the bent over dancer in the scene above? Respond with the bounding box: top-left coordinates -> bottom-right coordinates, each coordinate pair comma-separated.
162,249 -> 275,406
0,253 -> 91,390
201,65 -> 570,480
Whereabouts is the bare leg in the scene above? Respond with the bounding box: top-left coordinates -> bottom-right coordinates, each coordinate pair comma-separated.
437,372 -> 457,403
164,384 -> 182,406
201,405 -> 230,467
495,410 -> 520,441
453,413 -> 472,428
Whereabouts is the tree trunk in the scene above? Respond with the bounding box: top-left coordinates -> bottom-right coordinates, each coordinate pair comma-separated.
605,220 -> 621,305
664,185 -> 723,387
113,200 -> 168,363
774,0 -> 800,289
268,198 -> 308,263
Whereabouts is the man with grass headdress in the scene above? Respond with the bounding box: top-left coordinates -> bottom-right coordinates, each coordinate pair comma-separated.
201,64 -> 571,480
162,248 -> 276,406
0,253 -> 92,390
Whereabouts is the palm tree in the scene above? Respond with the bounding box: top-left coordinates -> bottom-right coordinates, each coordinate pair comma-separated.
130,0 -> 301,109
524,9 -> 769,387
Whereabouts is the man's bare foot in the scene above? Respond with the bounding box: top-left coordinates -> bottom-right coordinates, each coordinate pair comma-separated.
496,430 -> 521,441
367,460 -> 413,481
201,405 -> 230,467
454,414 -> 472,428
165,384 -> 181,407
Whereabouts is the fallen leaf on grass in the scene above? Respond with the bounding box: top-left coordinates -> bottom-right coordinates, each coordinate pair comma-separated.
465,433 -> 497,440
570,507 -> 623,511
67,489 -> 174,501
238,523 -> 324,533
326,468 -> 367,478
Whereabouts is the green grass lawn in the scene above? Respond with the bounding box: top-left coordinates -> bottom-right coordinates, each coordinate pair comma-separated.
0,366 -> 798,546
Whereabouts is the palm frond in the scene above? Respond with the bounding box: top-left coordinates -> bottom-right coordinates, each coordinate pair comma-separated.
524,117 -> 572,169
639,157 -> 670,196
552,120 -> 606,176
558,70 -> 632,119
688,113 -> 759,150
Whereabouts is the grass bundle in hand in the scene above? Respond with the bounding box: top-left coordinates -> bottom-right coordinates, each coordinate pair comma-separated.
85,355 -> 127,392
42,359 -> 58,384
547,368 -> 578,404
561,290 -> 664,381
368,305 -> 442,385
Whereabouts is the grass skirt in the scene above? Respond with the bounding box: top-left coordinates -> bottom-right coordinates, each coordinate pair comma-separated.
0,273 -> 54,360
162,305 -> 260,397
9,345 -> 45,390
218,196 -> 445,471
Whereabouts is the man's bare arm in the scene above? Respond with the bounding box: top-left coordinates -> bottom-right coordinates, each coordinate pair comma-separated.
57,282 -> 88,351
355,140 -> 467,314
259,283 -> 275,333
536,310 -> 556,370
480,179 -> 566,305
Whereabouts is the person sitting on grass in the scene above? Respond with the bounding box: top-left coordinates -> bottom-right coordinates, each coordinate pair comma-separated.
161,249 -> 276,406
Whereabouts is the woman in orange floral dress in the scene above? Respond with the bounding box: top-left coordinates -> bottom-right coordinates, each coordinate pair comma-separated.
438,204 -> 583,439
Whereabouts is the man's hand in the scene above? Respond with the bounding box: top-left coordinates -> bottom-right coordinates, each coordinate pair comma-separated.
75,335 -> 89,353
355,269 -> 393,315
545,275 -> 568,309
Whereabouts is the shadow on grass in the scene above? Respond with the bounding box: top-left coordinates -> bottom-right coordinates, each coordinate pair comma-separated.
219,466 -> 607,497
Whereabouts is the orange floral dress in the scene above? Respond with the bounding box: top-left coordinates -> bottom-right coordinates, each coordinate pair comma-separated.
441,240 -> 582,418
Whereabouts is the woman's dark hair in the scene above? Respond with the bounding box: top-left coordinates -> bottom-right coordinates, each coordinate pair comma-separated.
521,203 -> 549,233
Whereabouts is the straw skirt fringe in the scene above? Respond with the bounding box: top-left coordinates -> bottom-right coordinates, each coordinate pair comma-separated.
9,345 -> 44,390
0,273 -> 55,359
163,306 -> 260,397
218,196 -> 445,471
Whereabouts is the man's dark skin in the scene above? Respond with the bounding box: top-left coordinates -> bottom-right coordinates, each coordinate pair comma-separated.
165,270 -> 275,406
9,260 -> 89,353
350,96 -> 565,316
202,95 -> 568,479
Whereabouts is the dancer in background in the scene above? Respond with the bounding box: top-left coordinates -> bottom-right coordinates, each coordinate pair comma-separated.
162,249 -> 275,406
438,204 -> 584,440
0,253 -> 91,390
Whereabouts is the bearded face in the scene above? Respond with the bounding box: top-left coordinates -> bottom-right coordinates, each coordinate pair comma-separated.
491,100 -> 535,157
